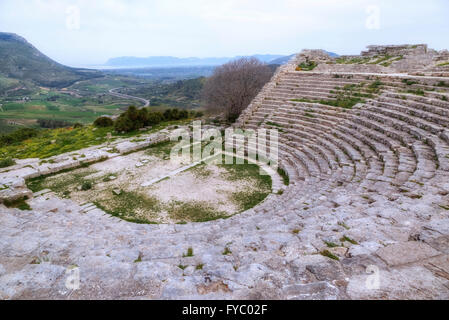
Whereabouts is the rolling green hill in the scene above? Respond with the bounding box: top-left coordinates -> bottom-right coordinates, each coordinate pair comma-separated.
0,33 -> 102,89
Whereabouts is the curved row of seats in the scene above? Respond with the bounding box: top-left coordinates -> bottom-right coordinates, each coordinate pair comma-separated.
239,70 -> 449,210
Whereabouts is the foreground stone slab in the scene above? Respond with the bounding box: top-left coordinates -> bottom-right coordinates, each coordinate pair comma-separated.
376,242 -> 441,266
283,282 -> 339,300
347,265 -> 449,300
426,236 -> 449,254
424,255 -> 449,280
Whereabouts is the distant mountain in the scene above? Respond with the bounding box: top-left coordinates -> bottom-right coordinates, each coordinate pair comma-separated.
0,32 -> 102,89
105,54 -> 286,68
269,51 -> 339,65
105,51 -> 340,68
269,54 -> 296,65
326,51 -> 339,58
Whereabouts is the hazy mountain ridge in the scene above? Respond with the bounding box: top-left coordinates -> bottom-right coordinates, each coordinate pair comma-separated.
269,51 -> 339,65
105,54 -> 286,68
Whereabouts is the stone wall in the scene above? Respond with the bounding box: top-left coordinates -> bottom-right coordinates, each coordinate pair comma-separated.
361,44 -> 428,56
314,63 -> 393,73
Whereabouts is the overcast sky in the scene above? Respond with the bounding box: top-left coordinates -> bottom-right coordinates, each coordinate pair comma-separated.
0,0 -> 448,67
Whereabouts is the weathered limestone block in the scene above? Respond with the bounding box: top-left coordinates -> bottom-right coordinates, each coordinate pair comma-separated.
426,236 -> 449,254
306,260 -> 346,282
362,44 -> 428,57
347,265 -> 449,300
376,242 -> 440,266
2,167 -> 39,180
316,63 -> 392,74
115,141 -> 140,154
0,187 -> 32,202
283,282 -> 339,300
0,263 -> 66,300
47,160 -> 80,173
0,176 -> 32,203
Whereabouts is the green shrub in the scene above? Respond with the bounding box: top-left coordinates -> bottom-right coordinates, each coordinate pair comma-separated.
94,116 -> 114,128
137,108 -> 149,126
147,111 -> 164,125
297,60 -> 318,71
114,115 -> 134,133
0,157 -> 15,168
163,108 -> 189,121
0,128 -> 40,147
179,109 -> 189,119
37,119 -> 72,129
113,106 -> 152,132
81,181 -> 92,191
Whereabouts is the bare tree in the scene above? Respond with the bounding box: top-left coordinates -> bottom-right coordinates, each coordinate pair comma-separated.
202,57 -> 273,122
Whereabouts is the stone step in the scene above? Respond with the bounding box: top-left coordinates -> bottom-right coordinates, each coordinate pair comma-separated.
33,189 -> 53,197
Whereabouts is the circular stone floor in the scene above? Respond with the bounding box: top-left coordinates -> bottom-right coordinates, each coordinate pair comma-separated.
27,145 -> 280,224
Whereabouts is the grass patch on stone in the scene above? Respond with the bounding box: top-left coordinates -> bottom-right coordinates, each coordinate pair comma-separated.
183,247 -> 194,257
195,264 -> 204,270
265,121 -> 283,128
320,250 -> 340,261
291,95 -> 363,110
222,247 -> 232,255
277,167 -> 290,186
324,241 -> 340,248
27,169 -> 97,194
231,189 -> 270,212
3,196 -> 31,210
144,140 -> 178,158
336,57 -> 371,64
94,190 -> 161,224
81,181 -> 93,191
220,162 -> 272,212
167,200 -> 228,223
406,89 -> 425,96
189,163 -> 213,179
338,222 -> 350,230
134,253 -> 143,263
296,61 -> 318,71
340,235 -> 358,245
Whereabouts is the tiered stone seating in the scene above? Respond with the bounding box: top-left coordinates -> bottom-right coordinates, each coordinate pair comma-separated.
2,49 -> 449,300
239,63 -> 449,206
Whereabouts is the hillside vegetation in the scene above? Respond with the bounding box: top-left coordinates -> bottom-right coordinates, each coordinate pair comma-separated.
0,33 -> 102,89
120,77 -> 206,109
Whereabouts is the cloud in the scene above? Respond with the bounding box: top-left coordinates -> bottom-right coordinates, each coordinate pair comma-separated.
0,0 -> 447,66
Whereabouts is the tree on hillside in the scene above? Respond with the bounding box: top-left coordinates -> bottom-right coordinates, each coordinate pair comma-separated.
93,117 -> 114,128
202,57 -> 273,122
